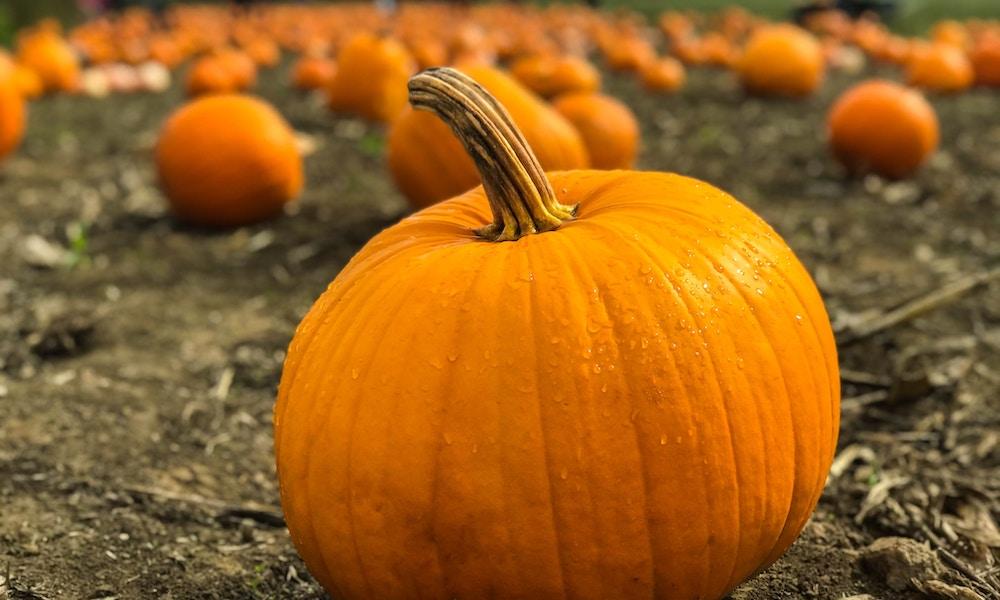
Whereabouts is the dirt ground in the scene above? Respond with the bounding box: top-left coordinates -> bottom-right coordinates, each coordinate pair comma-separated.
1,58 -> 998,599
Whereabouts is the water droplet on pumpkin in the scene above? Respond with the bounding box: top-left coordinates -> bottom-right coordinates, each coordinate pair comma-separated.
755,288 -> 764,296
641,337 -> 649,349
447,353 -> 458,362
795,314 -> 803,324
592,363 -> 602,374
660,434 -> 668,445
560,468 -> 568,480
443,433 -> 453,445
351,368 -> 359,380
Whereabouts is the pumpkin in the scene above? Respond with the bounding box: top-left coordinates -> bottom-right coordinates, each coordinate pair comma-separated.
292,56 -> 337,91
387,64 -> 588,209
244,38 -> 281,68
13,63 -> 43,100
327,32 -> 416,123
737,24 -> 824,97
906,43 -> 973,93
968,34 -> 1000,87
553,92 -> 639,170
16,26 -> 80,94
407,37 -> 449,70
156,94 -> 303,227
509,54 -> 601,99
603,35 -> 656,72
640,57 -> 686,93
214,48 -> 257,90
276,67 -> 840,600
827,80 -> 938,179
931,20 -> 970,50
0,57 -> 27,162
185,56 -> 236,97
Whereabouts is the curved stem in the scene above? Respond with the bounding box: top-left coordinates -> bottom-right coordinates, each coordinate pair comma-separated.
407,67 -> 577,242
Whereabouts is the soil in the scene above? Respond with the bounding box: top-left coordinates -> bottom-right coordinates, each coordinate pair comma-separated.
1,59 -> 998,600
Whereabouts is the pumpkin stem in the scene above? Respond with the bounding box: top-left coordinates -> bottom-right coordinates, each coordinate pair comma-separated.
407,67 -> 577,242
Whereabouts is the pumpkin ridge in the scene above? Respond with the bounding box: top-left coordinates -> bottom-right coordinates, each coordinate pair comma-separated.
532,230 -> 615,595
599,223 -> 745,596
564,233 -> 660,596
520,246 -> 572,598
303,263 -> 434,594
642,211 -> 805,585
706,250 -> 808,578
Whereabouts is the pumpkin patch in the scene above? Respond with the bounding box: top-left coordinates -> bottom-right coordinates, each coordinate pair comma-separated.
3,2 -> 997,598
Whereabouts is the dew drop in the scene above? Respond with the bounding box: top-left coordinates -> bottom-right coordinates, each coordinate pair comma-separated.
660,434 -> 668,445
560,468 -> 568,480
351,368 -> 359,380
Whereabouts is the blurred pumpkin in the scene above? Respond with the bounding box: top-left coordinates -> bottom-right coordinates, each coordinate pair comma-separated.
969,33 -> 1000,87
244,38 -> 281,68
0,57 -> 27,162
276,67 -> 840,600
737,24 -> 824,97
291,56 -> 337,91
185,56 -> 237,97
603,35 -> 656,72
387,65 -> 589,208
931,20 -> 970,50
16,26 -> 81,93
553,92 -> 638,169
827,80 -> 938,179
640,57 -> 686,93
215,48 -> 257,90
906,43 -> 973,93
327,33 -> 416,122
13,63 -> 43,100
510,54 -> 601,99
156,94 -> 303,227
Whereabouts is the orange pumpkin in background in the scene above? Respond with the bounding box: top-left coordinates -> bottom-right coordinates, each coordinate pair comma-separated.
387,65 -> 588,208
407,37 -> 449,70
828,80 -> 939,179
215,48 -> 258,90
244,38 -> 281,68
16,23 -> 81,94
185,56 -> 237,97
156,94 -> 303,227
603,35 -> 656,72
968,33 -> 1000,87
906,42 -> 973,93
931,20 -> 970,50
640,57 -> 686,93
291,56 -> 337,91
13,63 -> 43,100
0,56 -> 27,162
276,67 -> 840,600
510,54 -> 601,98
553,92 -> 639,169
327,33 -> 416,122
737,24 -> 824,97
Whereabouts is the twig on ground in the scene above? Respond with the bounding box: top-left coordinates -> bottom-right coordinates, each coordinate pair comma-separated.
837,268 -> 1000,345
121,484 -> 285,528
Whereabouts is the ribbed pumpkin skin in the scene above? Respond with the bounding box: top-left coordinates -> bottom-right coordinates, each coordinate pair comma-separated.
387,66 -> 589,209
275,170 -> 840,600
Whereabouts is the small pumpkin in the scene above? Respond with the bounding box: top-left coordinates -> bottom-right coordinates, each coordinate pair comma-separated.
640,57 -> 686,93
327,32 -> 416,123
0,56 -> 27,162
16,25 -> 80,94
827,79 -> 939,179
291,56 -> 337,91
214,48 -> 257,90
968,34 -> 1000,87
185,56 -> 236,97
737,24 -> 824,97
276,67 -> 840,600
387,64 -> 589,208
13,63 -> 43,100
244,38 -> 281,68
509,54 -> 601,99
552,92 -> 639,169
906,42 -> 973,93
156,94 -> 303,227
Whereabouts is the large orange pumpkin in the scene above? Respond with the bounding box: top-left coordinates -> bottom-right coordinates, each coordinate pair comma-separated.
906,42 -> 973,93
185,56 -> 237,97
968,34 -> 1000,87
553,92 -> 639,170
387,64 -> 589,208
737,24 -> 824,97
156,94 -> 303,227
0,56 -> 27,162
276,67 -> 840,600
327,33 -> 416,123
827,80 -> 939,179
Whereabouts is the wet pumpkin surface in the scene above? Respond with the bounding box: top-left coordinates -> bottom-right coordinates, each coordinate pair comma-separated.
1,60 -> 998,598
